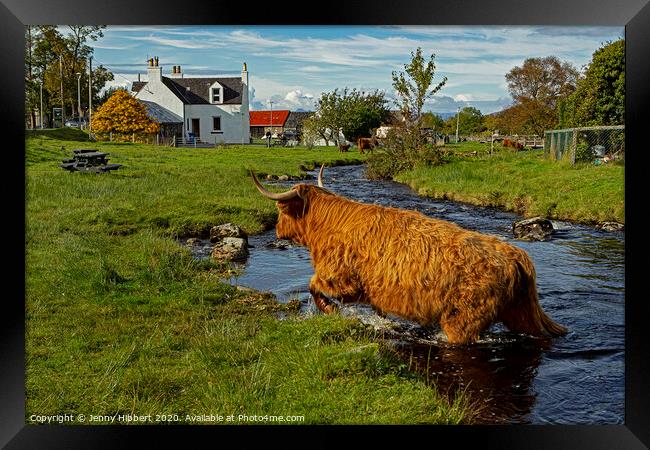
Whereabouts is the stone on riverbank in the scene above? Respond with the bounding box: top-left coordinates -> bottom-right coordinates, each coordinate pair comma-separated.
266,239 -> 294,250
209,223 -> 250,262
211,237 -> 249,262
512,216 -> 554,241
210,223 -> 248,243
596,222 -> 624,232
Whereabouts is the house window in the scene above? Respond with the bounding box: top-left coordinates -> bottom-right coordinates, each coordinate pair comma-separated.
213,117 -> 222,131
211,87 -> 222,104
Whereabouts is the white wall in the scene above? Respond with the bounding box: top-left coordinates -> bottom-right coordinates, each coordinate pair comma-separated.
312,128 -> 347,146
185,104 -> 250,144
134,68 -> 184,119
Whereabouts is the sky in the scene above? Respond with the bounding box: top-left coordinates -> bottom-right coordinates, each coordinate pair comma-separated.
90,25 -> 624,115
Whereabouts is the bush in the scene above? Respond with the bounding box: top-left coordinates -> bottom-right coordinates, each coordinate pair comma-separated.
574,141 -> 594,162
366,127 -> 443,180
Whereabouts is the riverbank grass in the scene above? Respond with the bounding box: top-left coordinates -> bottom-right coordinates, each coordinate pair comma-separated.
26,129 -> 471,424
395,144 -> 624,224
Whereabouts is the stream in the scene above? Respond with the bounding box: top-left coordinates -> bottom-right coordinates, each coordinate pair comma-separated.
190,164 -> 625,424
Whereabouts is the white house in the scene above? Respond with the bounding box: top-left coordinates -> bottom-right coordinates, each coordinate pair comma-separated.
132,56 -> 250,144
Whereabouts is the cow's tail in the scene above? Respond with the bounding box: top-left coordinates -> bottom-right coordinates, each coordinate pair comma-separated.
503,254 -> 568,338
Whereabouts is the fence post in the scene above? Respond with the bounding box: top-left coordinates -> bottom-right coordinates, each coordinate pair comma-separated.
571,129 -> 577,165
550,132 -> 556,160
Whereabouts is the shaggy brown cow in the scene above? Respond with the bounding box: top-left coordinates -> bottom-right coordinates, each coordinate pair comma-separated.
357,137 -> 378,154
338,143 -> 351,152
251,167 -> 567,344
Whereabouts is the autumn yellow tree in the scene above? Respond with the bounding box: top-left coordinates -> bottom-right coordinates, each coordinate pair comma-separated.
92,88 -> 159,140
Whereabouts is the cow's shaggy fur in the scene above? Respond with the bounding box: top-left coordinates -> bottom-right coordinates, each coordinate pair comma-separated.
269,183 -> 567,344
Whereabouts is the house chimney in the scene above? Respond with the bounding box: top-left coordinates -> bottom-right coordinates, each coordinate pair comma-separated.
241,62 -> 250,142
147,56 -> 162,82
171,65 -> 183,79
241,62 -> 249,102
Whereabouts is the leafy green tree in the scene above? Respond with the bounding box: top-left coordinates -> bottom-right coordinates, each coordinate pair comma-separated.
25,25 -> 113,127
421,112 -> 444,131
558,39 -> 624,127
451,106 -> 486,135
367,48 -> 447,180
391,47 -> 447,130
311,88 -> 389,145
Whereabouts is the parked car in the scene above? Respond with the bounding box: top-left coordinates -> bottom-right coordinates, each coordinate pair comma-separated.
65,117 -> 87,128
281,129 -> 300,140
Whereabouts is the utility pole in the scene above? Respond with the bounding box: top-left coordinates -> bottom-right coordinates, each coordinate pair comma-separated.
455,106 -> 460,144
267,100 -> 274,148
59,55 -> 65,127
88,56 -> 92,136
76,72 -> 82,123
39,80 -> 43,129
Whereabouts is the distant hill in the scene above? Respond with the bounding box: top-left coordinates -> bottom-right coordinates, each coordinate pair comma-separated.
432,112 -> 457,120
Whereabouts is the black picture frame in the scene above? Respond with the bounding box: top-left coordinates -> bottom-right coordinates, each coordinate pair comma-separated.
3,0 -> 648,448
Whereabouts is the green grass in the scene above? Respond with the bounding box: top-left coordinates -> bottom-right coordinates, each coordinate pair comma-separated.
26,129 -> 471,425
395,145 -> 624,224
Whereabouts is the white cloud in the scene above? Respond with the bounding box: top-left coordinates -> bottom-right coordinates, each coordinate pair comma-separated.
299,66 -> 327,73
284,90 -> 315,108
454,94 -> 473,102
126,34 -> 220,49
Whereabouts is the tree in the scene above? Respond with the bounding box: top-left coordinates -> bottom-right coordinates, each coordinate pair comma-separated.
310,88 -> 390,145
392,47 -> 447,131
505,56 -> 578,136
366,48 -> 447,180
452,106 -> 486,135
25,25 -> 113,127
96,86 -> 122,107
421,112 -> 444,131
558,39 -> 624,128
301,115 -> 323,148
91,89 -> 160,139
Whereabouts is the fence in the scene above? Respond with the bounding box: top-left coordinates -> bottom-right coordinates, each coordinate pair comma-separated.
544,125 -> 625,164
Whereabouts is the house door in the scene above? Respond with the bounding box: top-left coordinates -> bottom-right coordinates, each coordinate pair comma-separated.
191,118 -> 200,138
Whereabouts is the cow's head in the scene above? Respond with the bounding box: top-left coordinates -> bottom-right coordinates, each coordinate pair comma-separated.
251,165 -> 329,245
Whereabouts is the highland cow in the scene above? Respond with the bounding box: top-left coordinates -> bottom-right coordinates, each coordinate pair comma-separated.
357,137 -> 378,154
251,166 -> 567,344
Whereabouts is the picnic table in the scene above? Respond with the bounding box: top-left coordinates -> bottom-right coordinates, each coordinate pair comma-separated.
60,149 -> 122,173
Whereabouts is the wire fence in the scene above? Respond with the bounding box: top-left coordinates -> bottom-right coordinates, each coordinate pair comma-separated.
544,125 -> 625,165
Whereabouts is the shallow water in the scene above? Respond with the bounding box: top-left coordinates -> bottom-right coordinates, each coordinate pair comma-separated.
192,164 -> 625,424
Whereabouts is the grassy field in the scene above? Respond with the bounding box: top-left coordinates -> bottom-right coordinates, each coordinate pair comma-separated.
395,142 -> 624,224
25,128 -> 471,425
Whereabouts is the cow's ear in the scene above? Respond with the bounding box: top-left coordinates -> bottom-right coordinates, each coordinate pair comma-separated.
278,196 -> 306,218
278,185 -> 311,218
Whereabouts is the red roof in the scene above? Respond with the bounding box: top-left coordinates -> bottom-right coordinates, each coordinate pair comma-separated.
249,110 -> 290,127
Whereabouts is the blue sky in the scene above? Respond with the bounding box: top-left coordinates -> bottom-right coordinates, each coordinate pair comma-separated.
91,25 -> 623,114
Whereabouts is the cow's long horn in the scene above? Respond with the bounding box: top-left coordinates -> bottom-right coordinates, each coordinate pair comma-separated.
250,170 -> 300,201
317,164 -> 325,188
